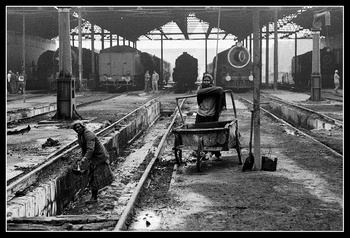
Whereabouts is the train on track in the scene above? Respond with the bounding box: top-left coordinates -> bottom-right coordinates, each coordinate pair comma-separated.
291,47 -> 342,89
36,46 -> 99,91
34,45 -> 171,93
207,43 -> 254,92
99,45 -> 171,92
172,52 -> 198,93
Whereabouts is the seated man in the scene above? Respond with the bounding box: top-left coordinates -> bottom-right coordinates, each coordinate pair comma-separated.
195,74 -> 226,159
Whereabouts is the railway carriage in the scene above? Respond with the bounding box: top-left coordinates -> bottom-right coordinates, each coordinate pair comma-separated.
99,45 -> 171,92
291,47 -> 342,89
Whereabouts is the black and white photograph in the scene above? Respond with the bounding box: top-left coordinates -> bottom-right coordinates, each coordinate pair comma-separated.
6,5 -> 343,232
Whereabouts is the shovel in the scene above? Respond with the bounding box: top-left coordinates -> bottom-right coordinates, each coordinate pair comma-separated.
242,110 -> 254,171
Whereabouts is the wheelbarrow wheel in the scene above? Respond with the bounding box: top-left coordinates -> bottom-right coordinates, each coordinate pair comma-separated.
174,133 -> 183,165
235,129 -> 242,165
175,149 -> 182,165
196,138 -> 204,172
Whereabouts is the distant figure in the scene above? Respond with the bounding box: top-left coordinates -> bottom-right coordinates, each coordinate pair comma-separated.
15,72 -> 20,93
7,70 -> 12,93
144,70 -> 151,92
334,70 -> 340,93
9,70 -> 17,94
151,70 -> 159,93
70,120 -> 115,204
17,71 -> 26,94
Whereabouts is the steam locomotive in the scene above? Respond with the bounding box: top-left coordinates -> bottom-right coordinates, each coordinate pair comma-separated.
207,43 -> 254,92
36,46 -> 99,91
172,52 -> 198,93
291,47 -> 342,89
98,45 -> 171,92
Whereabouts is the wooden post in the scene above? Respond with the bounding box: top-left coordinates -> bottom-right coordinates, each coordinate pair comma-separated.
110,32 -> 112,47
213,7 -> 221,87
273,8 -> 278,91
252,8 -> 261,170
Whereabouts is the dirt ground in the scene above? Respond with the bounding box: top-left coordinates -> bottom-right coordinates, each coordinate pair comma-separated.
128,96 -> 343,232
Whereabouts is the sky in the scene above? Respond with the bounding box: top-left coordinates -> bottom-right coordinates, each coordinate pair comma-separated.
137,39 -> 236,77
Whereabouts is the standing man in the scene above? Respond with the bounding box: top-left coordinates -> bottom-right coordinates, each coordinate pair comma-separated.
7,70 -> 12,94
151,70 -> 159,93
70,120 -> 115,204
10,70 -> 18,94
334,70 -> 340,93
17,71 -> 26,94
15,72 -> 20,93
144,70 -> 151,93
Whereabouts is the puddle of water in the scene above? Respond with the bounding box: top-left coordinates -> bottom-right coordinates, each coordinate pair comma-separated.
314,119 -> 336,130
129,210 -> 162,230
284,128 -> 296,136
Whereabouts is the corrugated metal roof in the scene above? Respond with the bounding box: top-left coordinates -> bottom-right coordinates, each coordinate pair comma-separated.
6,6 -> 343,41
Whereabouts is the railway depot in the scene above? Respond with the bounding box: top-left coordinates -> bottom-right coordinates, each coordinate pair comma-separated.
6,6 -> 343,231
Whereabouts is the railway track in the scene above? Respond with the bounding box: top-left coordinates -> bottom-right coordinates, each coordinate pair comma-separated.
235,94 -> 343,157
7,91 -> 343,231
7,91 -> 121,125
7,93 -> 185,231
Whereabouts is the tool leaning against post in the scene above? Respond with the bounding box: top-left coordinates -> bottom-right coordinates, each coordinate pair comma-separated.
242,109 -> 254,171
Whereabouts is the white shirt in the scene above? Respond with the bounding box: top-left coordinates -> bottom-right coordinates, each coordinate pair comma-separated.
334,73 -> 340,84
152,72 -> 159,82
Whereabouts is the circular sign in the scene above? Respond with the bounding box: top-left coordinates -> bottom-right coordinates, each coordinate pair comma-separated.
124,76 -> 131,82
225,75 -> 231,81
227,45 -> 250,69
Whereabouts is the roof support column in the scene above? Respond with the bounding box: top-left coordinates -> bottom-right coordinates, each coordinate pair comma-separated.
252,8 -> 261,170
311,29 -> 321,101
22,8 -> 26,102
294,31 -> 297,82
91,22 -> 97,90
54,7 -> 80,120
101,28 -> 104,50
160,33 -> 164,87
78,7 -> 82,89
273,8 -> 278,91
259,24 -> 263,85
205,37 -> 208,73
249,33 -> 252,57
265,21 -> 270,86
91,23 -> 95,74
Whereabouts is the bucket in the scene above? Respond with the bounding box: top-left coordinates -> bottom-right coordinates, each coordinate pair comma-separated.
261,156 -> 277,171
